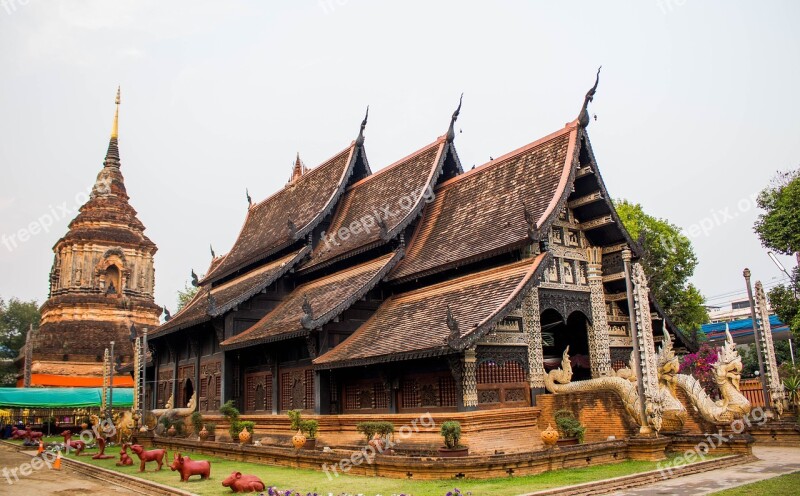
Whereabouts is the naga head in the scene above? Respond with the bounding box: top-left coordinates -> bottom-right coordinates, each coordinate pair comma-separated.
657,326 -> 680,385
714,328 -> 743,390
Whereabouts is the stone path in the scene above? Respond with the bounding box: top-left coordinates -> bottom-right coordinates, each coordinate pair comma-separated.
608,446 -> 800,495
0,446 -> 136,495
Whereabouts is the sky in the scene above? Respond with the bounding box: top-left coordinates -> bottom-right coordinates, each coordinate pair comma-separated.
0,1 -> 798,315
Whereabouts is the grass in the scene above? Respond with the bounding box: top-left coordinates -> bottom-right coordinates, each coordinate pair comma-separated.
11,437 -> 707,496
709,471 -> 800,495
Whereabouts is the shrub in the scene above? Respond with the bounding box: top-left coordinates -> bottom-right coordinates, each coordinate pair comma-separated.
220,400 -> 244,440
287,410 -> 319,439
190,411 -> 203,434
356,421 -> 395,442
679,344 -> 720,399
554,409 -> 585,443
440,420 -> 462,449
205,422 -> 216,435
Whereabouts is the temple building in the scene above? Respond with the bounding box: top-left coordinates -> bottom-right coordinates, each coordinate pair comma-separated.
17,89 -> 162,387
148,79 -> 692,419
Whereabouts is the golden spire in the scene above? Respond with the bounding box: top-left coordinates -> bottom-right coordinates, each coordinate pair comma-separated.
111,86 -> 120,139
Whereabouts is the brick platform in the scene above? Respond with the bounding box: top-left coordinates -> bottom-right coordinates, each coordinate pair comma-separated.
200,407 -> 544,455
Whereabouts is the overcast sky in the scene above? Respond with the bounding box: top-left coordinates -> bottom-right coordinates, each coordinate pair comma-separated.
1,1 -> 798,316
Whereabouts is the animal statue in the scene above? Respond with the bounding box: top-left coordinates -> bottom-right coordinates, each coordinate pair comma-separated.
222,471 -> 265,493
90,414 -> 114,443
545,346 -> 666,434
116,443 -> 134,466
114,411 -> 135,445
672,329 -> 751,425
130,444 -> 168,472
92,435 -> 114,460
60,430 -> 86,456
10,427 -> 23,440
169,452 -> 211,482
22,426 -> 43,442
654,329 -> 688,432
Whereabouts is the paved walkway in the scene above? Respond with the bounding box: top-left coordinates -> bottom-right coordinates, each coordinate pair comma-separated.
609,446 -> 800,495
0,446 -> 136,495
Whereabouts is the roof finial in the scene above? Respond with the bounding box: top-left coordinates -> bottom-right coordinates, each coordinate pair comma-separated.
291,153 -> 304,182
446,93 -> 463,142
246,188 -> 252,208
111,86 -> 120,139
355,106 -> 369,146
578,66 -> 601,128
210,244 -> 215,259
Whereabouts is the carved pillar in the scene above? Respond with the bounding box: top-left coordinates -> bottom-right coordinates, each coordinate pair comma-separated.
755,280 -> 786,410
631,261 -> 664,429
23,324 -> 33,388
462,348 -> 478,410
522,288 -> 545,391
586,247 -> 612,378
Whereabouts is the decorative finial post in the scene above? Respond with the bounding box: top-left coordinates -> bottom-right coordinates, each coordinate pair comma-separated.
355,106 -> 369,146
578,67 -> 601,128
743,268 -> 772,412
446,93 -> 463,143
111,86 -> 121,139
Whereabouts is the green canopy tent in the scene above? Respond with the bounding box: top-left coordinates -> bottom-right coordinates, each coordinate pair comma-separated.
0,388 -> 133,408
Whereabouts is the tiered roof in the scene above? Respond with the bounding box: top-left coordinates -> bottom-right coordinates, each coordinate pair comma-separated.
150,247 -> 309,337
314,253 -> 549,368
389,124 -> 579,282
301,137 -> 451,272
203,143 -> 365,283
222,251 -> 402,350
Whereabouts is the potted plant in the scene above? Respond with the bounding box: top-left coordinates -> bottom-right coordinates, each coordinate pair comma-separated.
221,400 -> 243,443
355,421 -> 395,452
438,420 -> 468,457
554,409 -> 585,446
783,374 -> 800,411
190,411 -> 204,439
288,410 -> 318,449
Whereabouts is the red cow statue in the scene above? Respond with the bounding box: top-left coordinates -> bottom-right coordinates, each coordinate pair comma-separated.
169,452 -> 211,482
221,471 -> 265,492
60,430 -> 85,456
23,426 -> 43,442
116,443 -> 134,466
129,444 -> 168,472
10,427 -> 23,440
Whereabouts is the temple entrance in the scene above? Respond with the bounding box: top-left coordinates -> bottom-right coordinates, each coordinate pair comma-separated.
541,309 -> 592,381
181,378 -> 194,408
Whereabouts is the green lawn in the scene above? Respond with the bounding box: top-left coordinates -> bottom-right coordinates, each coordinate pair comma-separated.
11,438 -> 708,496
710,471 -> 800,495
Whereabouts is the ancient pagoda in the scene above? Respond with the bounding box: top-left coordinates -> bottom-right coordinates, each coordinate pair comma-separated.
18,88 -> 161,387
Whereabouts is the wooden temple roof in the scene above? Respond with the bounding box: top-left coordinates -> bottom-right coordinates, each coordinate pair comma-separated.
300,138 -> 449,272
314,252 -> 549,369
202,143 -> 363,283
151,247 -> 309,337
221,251 -> 402,350
389,123 -> 579,283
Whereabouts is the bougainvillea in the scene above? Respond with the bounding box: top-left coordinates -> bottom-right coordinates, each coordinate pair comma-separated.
679,343 -> 720,399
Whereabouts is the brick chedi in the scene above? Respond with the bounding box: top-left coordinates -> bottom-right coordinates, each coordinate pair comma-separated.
18,88 -> 161,387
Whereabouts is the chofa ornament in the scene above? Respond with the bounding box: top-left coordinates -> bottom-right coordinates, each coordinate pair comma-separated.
540,423 -> 559,446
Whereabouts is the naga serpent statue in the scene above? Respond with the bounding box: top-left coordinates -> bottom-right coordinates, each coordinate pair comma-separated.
671,328 -> 751,425
544,346 -> 666,433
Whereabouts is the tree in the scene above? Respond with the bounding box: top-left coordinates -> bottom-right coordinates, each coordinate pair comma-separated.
768,266 -> 800,338
0,297 -> 40,387
176,282 -> 199,311
754,168 -> 800,263
615,200 -> 709,345
0,297 -> 40,358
